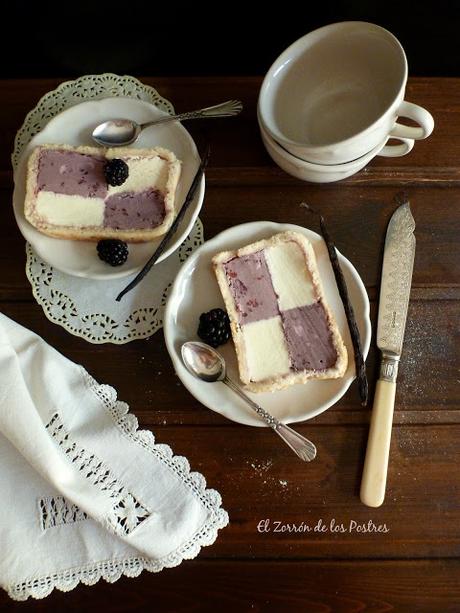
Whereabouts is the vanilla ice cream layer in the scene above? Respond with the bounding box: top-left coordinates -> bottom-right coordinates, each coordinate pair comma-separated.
265,241 -> 316,310
107,156 -> 170,196
35,192 -> 105,226
241,317 -> 291,381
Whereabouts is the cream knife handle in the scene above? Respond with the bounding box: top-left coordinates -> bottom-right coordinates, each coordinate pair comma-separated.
360,378 -> 397,507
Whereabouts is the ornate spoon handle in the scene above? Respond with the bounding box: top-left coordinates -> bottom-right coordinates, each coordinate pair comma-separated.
140,100 -> 243,128
223,376 -> 317,462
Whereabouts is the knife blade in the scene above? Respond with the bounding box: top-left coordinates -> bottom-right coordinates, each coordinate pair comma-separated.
360,198 -> 415,507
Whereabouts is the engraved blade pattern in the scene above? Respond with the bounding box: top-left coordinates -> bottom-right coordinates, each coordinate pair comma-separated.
377,203 -> 416,356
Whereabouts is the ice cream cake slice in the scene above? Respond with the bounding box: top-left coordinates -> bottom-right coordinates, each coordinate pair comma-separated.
212,231 -> 347,392
24,144 -> 181,242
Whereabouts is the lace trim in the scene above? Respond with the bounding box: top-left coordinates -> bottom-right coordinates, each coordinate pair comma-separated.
8,556 -> 184,601
39,496 -> 87,531
45,413 -> 151,536
8,370 -> 228,601
24,219 -> 204,344
12,73 -> 174,170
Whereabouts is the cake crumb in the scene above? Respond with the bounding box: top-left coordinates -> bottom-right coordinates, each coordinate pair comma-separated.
250,460 -> 273,473
279,480 -> 288,487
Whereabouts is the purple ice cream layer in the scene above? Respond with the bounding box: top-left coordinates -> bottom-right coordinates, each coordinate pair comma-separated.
281,303 -> 338,371
37,149 -> 107,198
104,189 -> 165,230
223,251 -> 279,324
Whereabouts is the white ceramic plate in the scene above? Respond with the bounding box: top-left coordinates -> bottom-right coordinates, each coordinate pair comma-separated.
164,221 -> 371,426
12,97 -> 205,280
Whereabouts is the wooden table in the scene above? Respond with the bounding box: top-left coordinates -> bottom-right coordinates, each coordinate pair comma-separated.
0,77 -> 459,612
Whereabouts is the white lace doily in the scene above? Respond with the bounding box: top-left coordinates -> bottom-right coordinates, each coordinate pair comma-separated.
25,219 -> 203,343
13,74 -> 204,343
12,73 -> 175,168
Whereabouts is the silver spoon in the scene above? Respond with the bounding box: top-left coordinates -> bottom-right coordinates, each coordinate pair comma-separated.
181,341 -> 317,462
92,99 -> 243,147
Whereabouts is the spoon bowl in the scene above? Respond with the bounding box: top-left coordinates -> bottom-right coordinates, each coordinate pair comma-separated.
92,99 -> 243,147
181,341 -> 317,461
92,119 -> 140,147
181,341 -> 226,383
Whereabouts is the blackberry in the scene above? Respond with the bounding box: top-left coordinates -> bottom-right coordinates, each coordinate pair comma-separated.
197,308 -> 231,348
97,239 -> 129,266
104,158 -> 129,186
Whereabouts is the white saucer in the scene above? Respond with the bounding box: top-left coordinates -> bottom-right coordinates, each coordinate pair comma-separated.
12,97 -> 205,280
164,221 -> 371,427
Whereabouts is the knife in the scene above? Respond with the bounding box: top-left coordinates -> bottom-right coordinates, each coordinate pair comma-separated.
360,197 -> 416,507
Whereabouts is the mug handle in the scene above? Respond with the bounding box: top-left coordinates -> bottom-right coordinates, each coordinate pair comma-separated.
378,136 -> 414,158
389,101 -> 434,140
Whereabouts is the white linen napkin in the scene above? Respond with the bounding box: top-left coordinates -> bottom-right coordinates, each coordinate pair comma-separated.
0,313 -> 228,601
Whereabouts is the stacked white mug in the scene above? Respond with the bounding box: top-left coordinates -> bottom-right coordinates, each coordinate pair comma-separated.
258,22 -> 434,183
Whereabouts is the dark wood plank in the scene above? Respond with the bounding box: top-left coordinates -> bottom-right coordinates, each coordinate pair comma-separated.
137,425 -> 460,559
206,165 -> 460,187
2,183 -> 459,299
0,298 -> 457,426
141,77 -> 460,173
1,77 -> 460,173
1,560 -> 459,612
